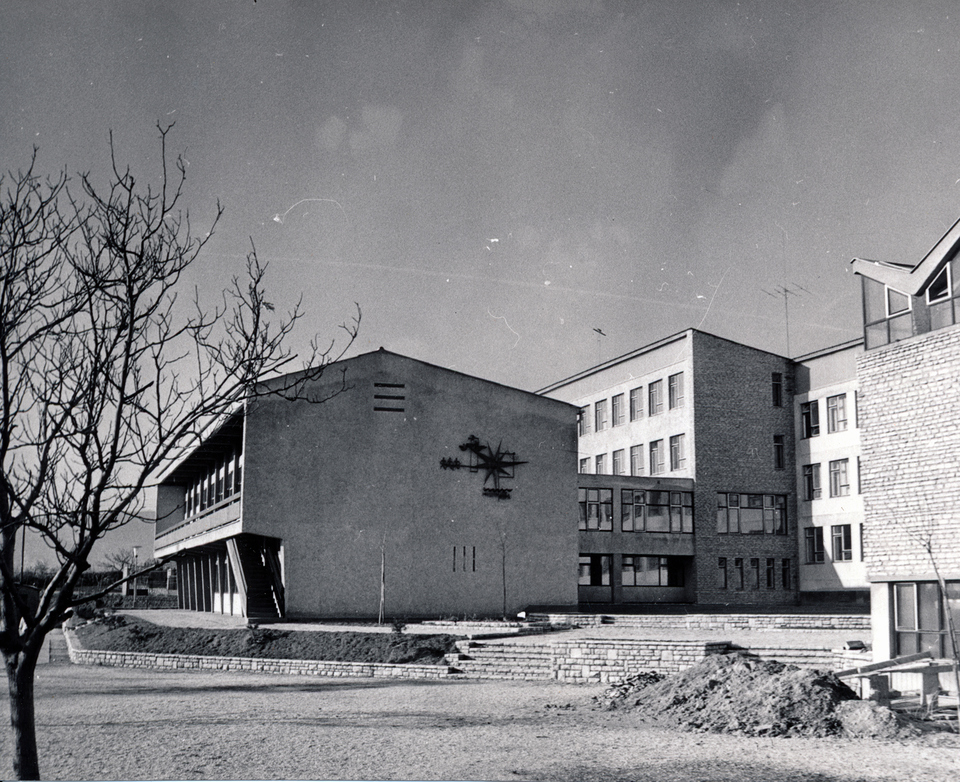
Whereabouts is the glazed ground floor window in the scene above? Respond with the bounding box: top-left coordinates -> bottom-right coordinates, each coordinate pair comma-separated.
621,555 -> 684,587
893,581 -> 960,659
579,554 -> 611,586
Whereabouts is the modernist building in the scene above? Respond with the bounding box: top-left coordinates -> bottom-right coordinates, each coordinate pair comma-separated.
852,218 -> 960,661
539,330 -> 800,607
155,349 -> 579,620
793,340 -> 868,605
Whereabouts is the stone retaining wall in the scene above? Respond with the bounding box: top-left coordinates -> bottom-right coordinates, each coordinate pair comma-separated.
528,612 -> 871,632
550,639 -> 729,683
63,630 -> 452,679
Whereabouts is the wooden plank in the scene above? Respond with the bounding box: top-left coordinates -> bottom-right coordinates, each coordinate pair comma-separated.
835,650 -> 932,678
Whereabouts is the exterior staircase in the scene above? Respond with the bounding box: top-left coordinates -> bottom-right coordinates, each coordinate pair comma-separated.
446,639 -> 557,680
229,535 -> 284,620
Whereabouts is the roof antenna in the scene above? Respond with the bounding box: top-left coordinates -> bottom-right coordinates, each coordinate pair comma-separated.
593,328 -> 607,365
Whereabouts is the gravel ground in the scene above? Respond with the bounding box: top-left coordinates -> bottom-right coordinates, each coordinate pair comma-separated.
6,662 -> 959,781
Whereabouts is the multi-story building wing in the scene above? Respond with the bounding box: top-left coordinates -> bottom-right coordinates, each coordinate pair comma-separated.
540,329 -> 798,607
793,340 -> 868,605
852,218 -> 960,661
155,349 -> 579,620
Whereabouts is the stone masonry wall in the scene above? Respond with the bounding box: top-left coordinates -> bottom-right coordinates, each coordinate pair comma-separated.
527,612 -> 871,631
858,327 -> 960,580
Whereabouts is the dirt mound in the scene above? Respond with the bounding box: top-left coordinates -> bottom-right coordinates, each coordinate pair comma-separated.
835,699 -> 922,739
603,651 -> 859,737
75,615 -> 460,665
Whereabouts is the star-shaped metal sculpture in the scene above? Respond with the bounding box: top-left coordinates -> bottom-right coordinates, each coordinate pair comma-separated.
459,435 -> 528,491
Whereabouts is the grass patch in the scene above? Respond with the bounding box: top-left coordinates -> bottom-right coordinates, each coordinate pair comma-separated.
75,615 -> 461,665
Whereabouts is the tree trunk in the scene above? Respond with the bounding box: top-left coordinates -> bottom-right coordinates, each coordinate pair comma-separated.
5,648 -> 41,780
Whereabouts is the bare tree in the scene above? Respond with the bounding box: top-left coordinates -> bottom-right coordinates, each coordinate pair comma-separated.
0,125 -> 359,779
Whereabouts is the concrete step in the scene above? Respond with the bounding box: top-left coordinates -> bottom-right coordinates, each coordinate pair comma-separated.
46,629 -> 71,663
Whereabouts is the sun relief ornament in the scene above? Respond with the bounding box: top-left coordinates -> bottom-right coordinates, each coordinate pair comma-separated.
440,435 -> 527,499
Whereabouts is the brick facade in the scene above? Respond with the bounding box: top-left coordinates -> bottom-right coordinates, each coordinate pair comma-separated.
858,326 -> 960,581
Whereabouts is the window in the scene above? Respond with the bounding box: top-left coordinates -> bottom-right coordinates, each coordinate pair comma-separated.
716,493 -> 787,535
717,557 -> 728,589
927,264 -> 958,331
611,394 -> 625,426
648,380 -> 664,415
773,435 -> 785,470
829,459 -> 850,497
668,373 -> 684,409
622,555 -> 685,587
857,456 -> 862,494
748,558 -> 760,590
772,372 -> 783,407
863,277 -> 913,349
595,453 -> 606,475
629,444 -> 643,476
622,489 -> 693,534
831,524 -> 852,561
733,558 -> 744,590
578,406 -> 590,436
765,558 -> 776,589
803,463 -> 821,500
578,554 -> 611,587
805,527 -> 825,563
782,558 -> 792,590
594,399 -> 608,432
801,401 -> 820,438
669,434 -> 686,471
826,394 -> 847,433
860,523 -> 865,561
579,458 -> 589,474
578,488 -> 613,531
629,387 -> 643,420
612,449 -> 625,476
649,439 -> 665,474
894,581 -> 960,658
854,391 -> 859,428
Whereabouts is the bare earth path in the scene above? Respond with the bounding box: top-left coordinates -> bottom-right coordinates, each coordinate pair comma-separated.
6,662 -> 958,781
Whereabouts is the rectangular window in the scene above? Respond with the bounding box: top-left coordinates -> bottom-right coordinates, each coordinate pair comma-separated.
648,380 -> 664,415
831,524 -> 853,561
629,444 -> 643,476
578,554 -> 611,587
765,558 -> 776,589
224,456 -> 233,499
611,394 -> 625,426
594,399 -> 608,432
578,488 -> 613,531
782,558 -> 792,590
612,449 -> 625,476
645,490 -> 671,532
749,558 -> 760,590
621,489 -> 644,532
621,490 -> 693,533
803,464 -> 821,500
717,493 -> 789,535
826,394 -> 847,433
860,523 -> 865,561
863,277 -> 914,350
669,434 -> 686,471
733,558 -> 744,590
578,406 -> 590,436
773,435 -> 785,470
854,391 -> 859,428
629,387 -> 643,420
893,581 -> 960,658
801,401 -> 820,438
671,491 -> 694,533
649,440 -> 665,474
857,456 -> 862,494
717,557 -> 728,589
579,458 -> 589,474
829,459 -> 850,497
595,453 -> 606,475
668,372 -> 684,409
805,527 -> 825,564
772,372 -> 783,407
622,556 -> 684,587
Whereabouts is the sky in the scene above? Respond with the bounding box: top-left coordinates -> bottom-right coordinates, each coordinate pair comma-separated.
5,0 -> 960,559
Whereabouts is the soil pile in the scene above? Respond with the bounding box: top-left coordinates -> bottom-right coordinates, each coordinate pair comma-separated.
602,651 -> 860,737
75,614 -> 460,664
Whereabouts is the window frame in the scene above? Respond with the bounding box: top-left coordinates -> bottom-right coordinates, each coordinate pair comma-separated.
594,399 -> 608,432
612,448 -> 625,476
771,372 -> 783,407
805,527 -> 825,564
629,387 -> 643,421
648,380 -> 664,416
649,439 -> 665,474
831,524 -> 853,562
803,463 -> 821,501
826,394 -> 847,433
669,433 -> 686,471
611,393 -> 625,427
829,458 -> 850,497
801,400 -> 820,438
773,434 -> 785,470
668,372 -> 684,409
629,444 -> 643,476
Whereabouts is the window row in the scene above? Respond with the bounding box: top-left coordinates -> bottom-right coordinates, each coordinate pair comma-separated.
893,580 -> 960,659
800,392 -> 857,439
578,373 -> 684,436
578,434 -> 687,476
716,493 -> 788,535
802,458 -> 859,500
717,557 -> 793,591
804,524 -> 861,564
578,553 -> 685,587
578,489 -> 695,534
862,262 -> 960,351
184,450 -> 243,518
